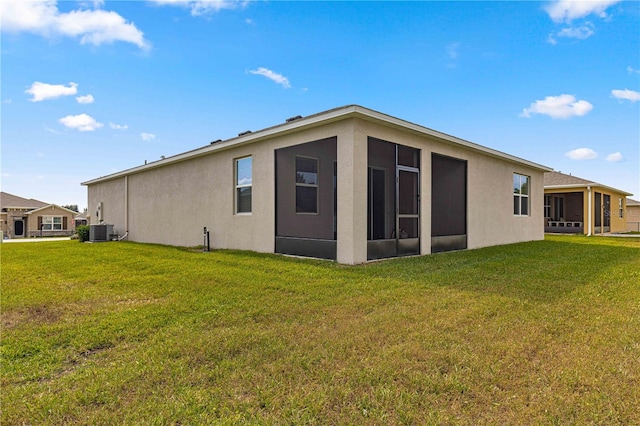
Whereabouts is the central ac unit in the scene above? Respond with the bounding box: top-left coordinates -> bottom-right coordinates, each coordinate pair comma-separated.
90,224 -> 114,242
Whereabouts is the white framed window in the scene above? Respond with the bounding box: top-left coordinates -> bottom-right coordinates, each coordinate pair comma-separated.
513,173 -> 530,216
296,156 -> 318,214
619,197 -> 624,218
544,195 -> 551,218
235,156 -> 252,214
42,216 -> 63,230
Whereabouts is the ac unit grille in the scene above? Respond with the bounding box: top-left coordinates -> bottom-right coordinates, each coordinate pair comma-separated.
90,224 -> 114,242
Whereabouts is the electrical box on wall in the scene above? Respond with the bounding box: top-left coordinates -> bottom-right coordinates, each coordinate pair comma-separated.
96,202 -> 103,222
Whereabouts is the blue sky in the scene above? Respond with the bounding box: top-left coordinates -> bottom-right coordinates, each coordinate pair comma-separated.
1,0 -> 639,210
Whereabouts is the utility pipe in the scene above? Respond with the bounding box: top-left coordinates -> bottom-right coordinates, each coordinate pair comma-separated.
120,175 -> 129,241
587,185 -> 592,236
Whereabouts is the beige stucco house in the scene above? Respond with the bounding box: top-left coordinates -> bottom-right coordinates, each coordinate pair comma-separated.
544,172 -> 633,235
0,192 -> 78,239
626,198 -> 640,232
83,105 -> 552,264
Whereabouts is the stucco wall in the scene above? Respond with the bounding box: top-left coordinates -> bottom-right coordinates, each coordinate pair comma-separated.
88,120 -> 357,257
88,177 -> 127,235
86,116 -> 546,263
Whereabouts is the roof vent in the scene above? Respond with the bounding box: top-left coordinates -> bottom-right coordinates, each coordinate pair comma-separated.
238,130 -> 252,137
210,139 -> 222,145
286,115 -> 303,123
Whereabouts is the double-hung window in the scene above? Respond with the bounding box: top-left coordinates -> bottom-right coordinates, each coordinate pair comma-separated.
544,195 -> 551,218
513,173 -> 529,216
296,156 -> 318,214
42,216 -> 63,230
235,156 -> 252,214
619,197 -> 624,218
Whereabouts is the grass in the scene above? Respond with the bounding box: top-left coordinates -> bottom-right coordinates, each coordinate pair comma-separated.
2,235 -> 639,425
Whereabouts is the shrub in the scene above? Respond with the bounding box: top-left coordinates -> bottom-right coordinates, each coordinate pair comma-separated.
76,225 -> 90,242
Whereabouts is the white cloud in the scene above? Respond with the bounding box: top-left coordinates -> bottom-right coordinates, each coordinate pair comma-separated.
628,66 -> 640,75
606,152 -> 623,162
141,132 -> 156,141
44,125 -> 61,134
4,98 -> 12,104
110,122 -> 128,130
446,42 -> 460,59
0,0 -> 149,49
76,94 -> 95,104
248,67 -> 291,88
150,0 -> 246,16
26,81 -> 78,102
611,89 -> 640,103
554,22 -> 595,40
58,113 -> 103,131
520,94 -> 593,119
545,0 -> 621,23
565,148 -> 598,160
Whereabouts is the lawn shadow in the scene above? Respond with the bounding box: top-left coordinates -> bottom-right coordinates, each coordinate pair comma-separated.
358,238 -> 640,304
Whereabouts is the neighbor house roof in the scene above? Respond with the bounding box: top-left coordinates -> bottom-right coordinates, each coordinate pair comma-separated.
544,171 -> 633,196
627,198 -> 640,206
0,192 -> 48,210
26,204 -> 80,216
83,105 -> 553,186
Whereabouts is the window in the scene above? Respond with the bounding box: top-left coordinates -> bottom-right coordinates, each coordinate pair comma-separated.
513,173 -> 529,216
42,216 -> 63,230
619,197 -> 624,218
296,156 -> 318,213
235,157 -> 252,214
554,197 -> 564,220
544,195 -> 552,218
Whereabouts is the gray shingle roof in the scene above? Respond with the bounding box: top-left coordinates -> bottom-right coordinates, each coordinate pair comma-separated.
544,171 -> 594,186
544,172 -> 633,196
1,192 -> 49,210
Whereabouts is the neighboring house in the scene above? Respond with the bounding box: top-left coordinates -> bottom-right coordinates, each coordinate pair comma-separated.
0,192 -> 78,238
73,212 -> 89,227
626,198 -> 640,232
83,105 -> 552,264
544,172 -> 633,235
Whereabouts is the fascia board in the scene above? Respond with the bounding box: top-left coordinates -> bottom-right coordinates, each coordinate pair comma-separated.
545,184 -> 633,197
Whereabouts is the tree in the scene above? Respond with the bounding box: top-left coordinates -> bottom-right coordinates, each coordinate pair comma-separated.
63,204 -> 79,212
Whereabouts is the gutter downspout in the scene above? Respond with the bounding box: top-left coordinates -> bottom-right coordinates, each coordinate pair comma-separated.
119,175 -> 129,241
587,185 -> 592,236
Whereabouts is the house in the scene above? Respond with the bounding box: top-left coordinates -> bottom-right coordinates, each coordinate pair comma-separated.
543,171 -> 633,235
626,198 -> 640,232
0,192 -> 78,238
82,105 -> 552,264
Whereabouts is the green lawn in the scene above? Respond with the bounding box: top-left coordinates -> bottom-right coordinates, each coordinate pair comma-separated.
2,235 -> 639,425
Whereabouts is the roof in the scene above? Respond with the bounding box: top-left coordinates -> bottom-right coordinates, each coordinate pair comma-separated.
83,104 -> 553,186
26,204 -> 81,216
544,171 -> 633,196
627,198 -> 640,206
0,192 -> 48,210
